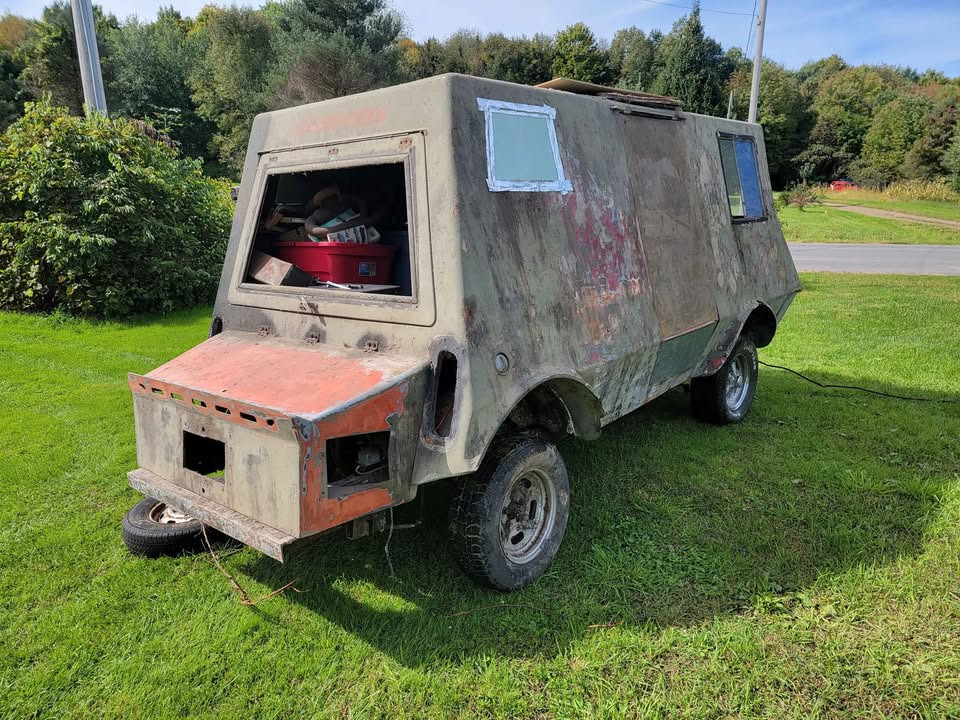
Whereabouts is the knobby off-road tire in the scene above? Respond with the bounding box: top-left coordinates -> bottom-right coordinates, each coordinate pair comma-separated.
122,497 -> 213,557
449,436 -> 570,591
691,334 -> 759,424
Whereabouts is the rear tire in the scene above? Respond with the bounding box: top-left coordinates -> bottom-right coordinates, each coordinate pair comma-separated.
691,335 -> 758,424
122,497 -> 213,558
449,436 -> 570,591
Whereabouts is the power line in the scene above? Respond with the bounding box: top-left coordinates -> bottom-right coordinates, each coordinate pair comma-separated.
631,0 -> 755,16
744,0 -> 759,53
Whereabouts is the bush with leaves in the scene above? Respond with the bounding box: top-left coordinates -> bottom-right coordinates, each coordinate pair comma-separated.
775,182 -> 823,211
0,100 -> 232,317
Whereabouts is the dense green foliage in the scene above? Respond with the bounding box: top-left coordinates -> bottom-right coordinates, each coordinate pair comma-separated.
3,273 -> 960,716
552,22 -> 610,84
0,101 -> 232,317
650,9 -> 733,117
104,9 -> 214,162
2,2 -> 959,183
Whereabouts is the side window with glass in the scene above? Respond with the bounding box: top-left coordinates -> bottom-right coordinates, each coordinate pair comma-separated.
718,134 -> 765,222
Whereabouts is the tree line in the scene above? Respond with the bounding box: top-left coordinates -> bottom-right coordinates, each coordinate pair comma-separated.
2,0 -> 959,188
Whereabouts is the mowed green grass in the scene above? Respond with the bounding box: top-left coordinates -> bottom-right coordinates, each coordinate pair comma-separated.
825,189 -> 960,222
2,273 -> 960,719
778,204 -> 960,245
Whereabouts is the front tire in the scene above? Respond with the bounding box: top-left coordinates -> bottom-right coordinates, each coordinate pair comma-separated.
449,436 -> 570,591
691,334 -> 759,424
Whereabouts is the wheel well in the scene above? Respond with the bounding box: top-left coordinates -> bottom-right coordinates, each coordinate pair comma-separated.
505,379 -> 602,442
742,303 -> 777,348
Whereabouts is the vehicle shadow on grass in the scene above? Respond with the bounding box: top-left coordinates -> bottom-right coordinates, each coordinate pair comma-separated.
239,369 -> 958,667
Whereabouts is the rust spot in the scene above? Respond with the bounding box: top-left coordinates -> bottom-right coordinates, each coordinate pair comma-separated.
298,384 -> 408,533
314,488 -> 393,532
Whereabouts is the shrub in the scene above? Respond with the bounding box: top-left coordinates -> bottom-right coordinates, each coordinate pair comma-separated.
0,100 -> 233,317
882,178 -> 960,202
775,182 -> 823,211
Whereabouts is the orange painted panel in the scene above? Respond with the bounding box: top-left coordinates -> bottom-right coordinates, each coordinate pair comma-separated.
143,332 -> 421,418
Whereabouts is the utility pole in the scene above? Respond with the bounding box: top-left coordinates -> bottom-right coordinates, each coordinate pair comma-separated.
747,0 -> 768,124
70,0 -> 107,115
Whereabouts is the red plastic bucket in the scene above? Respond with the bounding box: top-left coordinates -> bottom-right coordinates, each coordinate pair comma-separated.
272,242 -> 397,284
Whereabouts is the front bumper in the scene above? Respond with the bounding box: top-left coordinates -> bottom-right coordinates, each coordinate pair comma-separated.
127,331 -> 428,555
129,467 -> 296,560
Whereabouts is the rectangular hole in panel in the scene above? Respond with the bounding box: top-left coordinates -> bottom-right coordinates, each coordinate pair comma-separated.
183,431 -> 225,479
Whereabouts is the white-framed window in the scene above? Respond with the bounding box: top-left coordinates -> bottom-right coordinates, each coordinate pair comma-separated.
477,98 -> 573,194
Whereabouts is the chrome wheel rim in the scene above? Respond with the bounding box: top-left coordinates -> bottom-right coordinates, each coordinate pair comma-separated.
500,468 -> 557,564
148,502 -> 193,525
725,353 -> 751,411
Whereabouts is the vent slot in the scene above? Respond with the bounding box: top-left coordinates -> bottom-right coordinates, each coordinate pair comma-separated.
433,351 -> 458,438
183,431 -> 225,478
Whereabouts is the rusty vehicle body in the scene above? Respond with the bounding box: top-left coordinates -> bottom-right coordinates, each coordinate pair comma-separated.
124,74 -> 800,590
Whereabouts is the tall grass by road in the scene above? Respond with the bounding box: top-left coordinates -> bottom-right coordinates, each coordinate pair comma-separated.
779,204 -> 960,244
2,273 -> 959,718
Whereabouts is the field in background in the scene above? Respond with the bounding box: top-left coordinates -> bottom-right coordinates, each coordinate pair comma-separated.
2,273 -> 960,718
823,188 -> 960,223
778,204 -> 960,244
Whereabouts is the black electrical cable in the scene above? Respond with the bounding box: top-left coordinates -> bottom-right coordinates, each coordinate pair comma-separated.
631,0 -> 754,16
758,360 -> 960,404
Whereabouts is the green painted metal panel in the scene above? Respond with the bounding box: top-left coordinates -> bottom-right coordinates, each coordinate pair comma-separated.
490,112 -> 559,182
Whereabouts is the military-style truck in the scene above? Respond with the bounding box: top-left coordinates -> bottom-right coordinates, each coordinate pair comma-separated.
122,74 -> 800,591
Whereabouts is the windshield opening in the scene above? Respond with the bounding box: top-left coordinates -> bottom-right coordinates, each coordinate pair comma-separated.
244,161 -> 412,297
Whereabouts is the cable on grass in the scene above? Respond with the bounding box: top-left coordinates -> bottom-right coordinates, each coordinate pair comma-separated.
758,361 -> 959,404
384,506 -> 396,579
201,524 -> 301,606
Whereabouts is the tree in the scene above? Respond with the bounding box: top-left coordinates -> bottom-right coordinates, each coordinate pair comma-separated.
106,9 -> 215,163
18,2 -> 117,115
729,59 -> 809,186
651,7 -> 733,116
902,104 -> 958,180
398,36 -> 444,78
480,33 -> 553,85
266,0 -> 406,115
0,51 -> 24,130
795,54 -> 846,100
853,95 -> 930,185
269,31 -> 403,107
0,12 -> 35,52
552,22 -> 610,84
438,29 -> 485,75
609,26 -> 655,90
188,6 -> 275,172
943,132 -> 960,190
270,0 -> 403,53
805,65 -> 906,178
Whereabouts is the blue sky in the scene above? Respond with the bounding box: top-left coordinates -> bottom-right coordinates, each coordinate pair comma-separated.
5,0 -> 960,76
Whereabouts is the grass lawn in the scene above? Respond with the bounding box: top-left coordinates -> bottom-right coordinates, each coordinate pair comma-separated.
824,189 -> 960,223
778,204 -> 960,245
3,273 -> 960,718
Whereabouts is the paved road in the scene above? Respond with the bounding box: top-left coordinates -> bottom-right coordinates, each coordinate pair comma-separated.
825,203 -> 960,230
788,243 -> 960,276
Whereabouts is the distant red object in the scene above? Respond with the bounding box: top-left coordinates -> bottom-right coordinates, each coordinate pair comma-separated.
830,179 -> 857,191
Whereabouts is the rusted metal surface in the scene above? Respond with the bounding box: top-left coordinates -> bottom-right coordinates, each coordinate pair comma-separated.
128,73 -> 799,561
128,468 -> 297,561
129,331 -> 427,543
